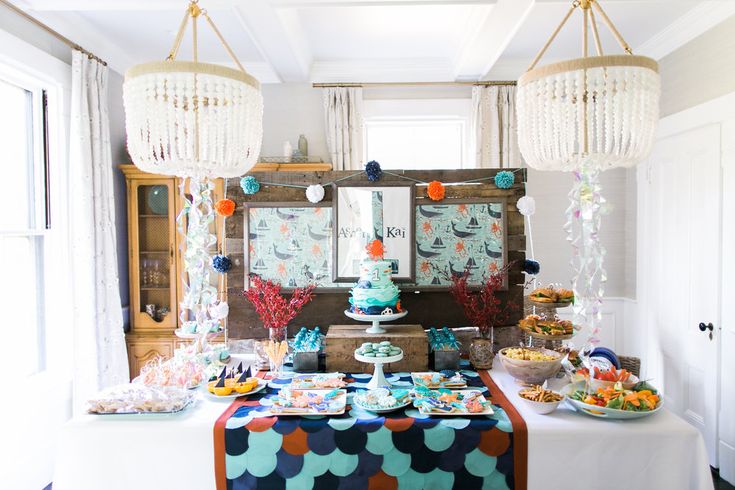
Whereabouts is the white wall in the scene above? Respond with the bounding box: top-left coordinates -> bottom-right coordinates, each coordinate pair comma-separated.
260,82 -> 329,161
525,167 -> 636,299
659,15 -> 735,118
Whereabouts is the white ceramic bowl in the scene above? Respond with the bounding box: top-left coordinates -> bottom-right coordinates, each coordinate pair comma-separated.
587,375 -> 639,392
517,390 -> 563,415
498,347 -> 563,385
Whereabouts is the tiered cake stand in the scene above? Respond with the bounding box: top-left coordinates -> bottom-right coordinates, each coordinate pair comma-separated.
344,310 -> 408,334
354,350 -> 404,389
522,299 -> 573,349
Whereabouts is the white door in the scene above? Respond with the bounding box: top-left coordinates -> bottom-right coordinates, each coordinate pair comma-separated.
642,124 -> 721,466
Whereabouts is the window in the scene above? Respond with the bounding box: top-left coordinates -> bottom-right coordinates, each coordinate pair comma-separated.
363,97 -> 472,169
0,74 -> 49,378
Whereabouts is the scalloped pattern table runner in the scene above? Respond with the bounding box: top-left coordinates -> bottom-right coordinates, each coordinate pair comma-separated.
214,369 -> 527,489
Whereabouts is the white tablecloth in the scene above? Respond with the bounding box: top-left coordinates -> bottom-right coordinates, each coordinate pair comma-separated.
490,358 -> 714,490
54,360 -> 714,490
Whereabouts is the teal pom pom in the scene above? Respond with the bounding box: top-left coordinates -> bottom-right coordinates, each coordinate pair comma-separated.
494,170 -> 515,189
240,176 -> 260,194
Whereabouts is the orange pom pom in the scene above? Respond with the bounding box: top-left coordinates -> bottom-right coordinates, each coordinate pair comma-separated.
215,199 -> 236,217
365,239 -> 385,260
427,181 -> 445,201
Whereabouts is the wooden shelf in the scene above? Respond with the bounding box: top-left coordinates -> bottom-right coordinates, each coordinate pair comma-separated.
252,162 -> 332,172
139,214 -> 168,218
140,250 -> 169,254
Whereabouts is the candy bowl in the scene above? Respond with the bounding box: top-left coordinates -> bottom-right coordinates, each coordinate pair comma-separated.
498,347 -> 563,385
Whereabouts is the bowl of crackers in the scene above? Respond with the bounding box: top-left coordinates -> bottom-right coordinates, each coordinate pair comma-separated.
517,385 -> 564,415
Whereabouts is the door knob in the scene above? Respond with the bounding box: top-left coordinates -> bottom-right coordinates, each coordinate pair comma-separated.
698,322 -> 714,332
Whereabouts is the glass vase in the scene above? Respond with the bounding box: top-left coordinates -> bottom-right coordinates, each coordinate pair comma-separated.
268,327 -> 287,377
469,327 -> 495,370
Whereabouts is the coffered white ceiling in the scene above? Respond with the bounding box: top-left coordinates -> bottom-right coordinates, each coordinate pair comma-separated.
9,0 -> 735,83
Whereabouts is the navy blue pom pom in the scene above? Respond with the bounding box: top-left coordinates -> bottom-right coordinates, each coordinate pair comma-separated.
365,160 -> 383,182
212,255 -> 232,274
356,280 -> 372,289
523,259 -> 540,275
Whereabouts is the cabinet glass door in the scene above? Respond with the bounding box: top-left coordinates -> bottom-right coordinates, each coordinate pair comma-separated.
133,180 -> 176,329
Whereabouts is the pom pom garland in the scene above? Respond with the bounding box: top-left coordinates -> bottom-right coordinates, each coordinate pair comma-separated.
305,184 -> 325,203
517,196 -> 536,217
214,199 -> 236,217
427,180 -> 445,201
494,171 -> 515,189
365,160 -> 383,182
523,259 -> 541,275
212,255 -> 233,273
240,176 -> 260,195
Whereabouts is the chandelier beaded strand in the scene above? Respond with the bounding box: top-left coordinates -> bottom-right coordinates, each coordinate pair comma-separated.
123,1 -> 264,350
516,0 -> 660,358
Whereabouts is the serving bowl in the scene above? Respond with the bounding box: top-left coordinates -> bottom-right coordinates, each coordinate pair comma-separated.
498,347 -> 563,385
587,375 -> 639,392
517,388 -> 563,415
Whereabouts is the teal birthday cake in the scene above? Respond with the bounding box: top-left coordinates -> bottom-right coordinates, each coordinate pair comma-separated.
348,240 -> 401,316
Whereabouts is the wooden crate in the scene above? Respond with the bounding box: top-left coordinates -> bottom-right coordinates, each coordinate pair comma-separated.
325,324 -> 428,373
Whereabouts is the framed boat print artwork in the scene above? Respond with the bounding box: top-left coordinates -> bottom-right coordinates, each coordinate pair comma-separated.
413,199 -> 507,289
333,183 -> 416,282
244,203 -> 346,291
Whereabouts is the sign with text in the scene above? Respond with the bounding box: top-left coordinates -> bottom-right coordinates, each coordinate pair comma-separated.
333,184 -> 415,282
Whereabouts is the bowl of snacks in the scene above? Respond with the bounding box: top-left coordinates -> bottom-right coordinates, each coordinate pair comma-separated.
518,385 -> 564,414
575,367 -> 639,391
498,347 -> 563,385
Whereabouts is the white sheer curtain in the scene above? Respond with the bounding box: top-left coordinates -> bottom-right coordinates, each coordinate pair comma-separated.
69,50 -> 128,413
471,84 -> 522,168
323,86 -> 364,170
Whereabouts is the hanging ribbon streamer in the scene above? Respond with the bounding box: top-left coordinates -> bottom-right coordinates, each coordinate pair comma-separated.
176,177 -> 220,339
564,163 -> 607,360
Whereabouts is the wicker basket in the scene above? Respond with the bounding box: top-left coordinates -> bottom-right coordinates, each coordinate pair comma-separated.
618,356 -> 641,377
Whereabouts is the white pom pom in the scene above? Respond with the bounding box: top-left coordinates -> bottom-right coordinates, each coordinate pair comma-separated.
306,184 -> 325,203
210,301 -> 229,320
517,196 -> 536,217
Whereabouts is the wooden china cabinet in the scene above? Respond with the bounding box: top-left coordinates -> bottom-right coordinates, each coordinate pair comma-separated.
121,164 -> 226,379
121,162 -> 331,378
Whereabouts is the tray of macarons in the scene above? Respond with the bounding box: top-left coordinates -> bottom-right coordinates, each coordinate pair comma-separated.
354,341 -> 403,363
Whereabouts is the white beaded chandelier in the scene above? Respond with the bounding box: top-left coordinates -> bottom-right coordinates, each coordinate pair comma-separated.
123,1 -> 263,178
516,0 -> 660,172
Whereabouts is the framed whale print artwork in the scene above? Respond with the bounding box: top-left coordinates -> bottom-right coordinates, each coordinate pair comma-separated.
413,199 -> 507,289
333,183 -> 416,283
244,203 -> 346,290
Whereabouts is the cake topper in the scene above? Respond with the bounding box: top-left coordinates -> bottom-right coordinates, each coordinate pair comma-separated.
365,239 -> 385,261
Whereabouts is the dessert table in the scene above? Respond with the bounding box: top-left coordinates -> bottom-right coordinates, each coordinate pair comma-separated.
53,360 -> 714,490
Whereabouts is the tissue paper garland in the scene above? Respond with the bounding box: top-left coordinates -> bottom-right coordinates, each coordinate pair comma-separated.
564,164 -> 606,360
177,177 -> 221,337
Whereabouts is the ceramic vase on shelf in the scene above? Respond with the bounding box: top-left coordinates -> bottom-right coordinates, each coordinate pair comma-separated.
298,134 -> 308,157
283,141 -> 293,162
470,327 -> 495,370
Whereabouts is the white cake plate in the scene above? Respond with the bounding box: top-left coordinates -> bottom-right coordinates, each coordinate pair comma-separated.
344,310 -> 408,334
354,351 -> 404,389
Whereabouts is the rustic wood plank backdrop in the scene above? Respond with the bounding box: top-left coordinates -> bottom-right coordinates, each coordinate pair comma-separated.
224,168 -> 527,339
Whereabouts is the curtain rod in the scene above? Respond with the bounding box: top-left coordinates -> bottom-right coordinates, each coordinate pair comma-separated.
312,80 -> 516,88
0,0 -> 107,66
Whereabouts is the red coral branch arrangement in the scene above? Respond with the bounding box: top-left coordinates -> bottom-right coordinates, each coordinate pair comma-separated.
448,263 -> 518,338
243,275 -> 316,330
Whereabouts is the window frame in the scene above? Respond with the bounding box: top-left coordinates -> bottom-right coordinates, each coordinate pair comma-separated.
0,66 -> 53,376
362,97 -> 473,169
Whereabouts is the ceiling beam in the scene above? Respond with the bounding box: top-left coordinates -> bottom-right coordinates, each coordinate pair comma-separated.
233,0 -> 312,82
452,0 -> 533,81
